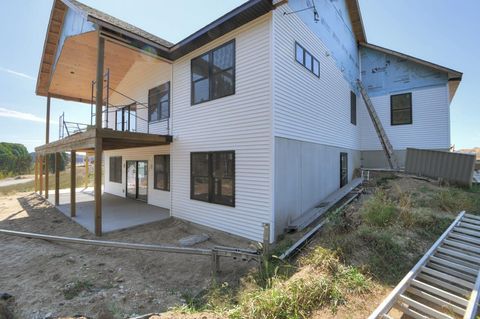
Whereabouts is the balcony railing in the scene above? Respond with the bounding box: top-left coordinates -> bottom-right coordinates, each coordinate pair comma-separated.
56,68 -> 171,141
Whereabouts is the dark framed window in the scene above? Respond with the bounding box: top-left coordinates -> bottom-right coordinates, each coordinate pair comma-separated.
191,151 -> 235,207
109,156 -> 122,183
115,103 -> 136,132
350,91 -> 357,125
191,40 -> 235,105
340,152 -> 348,188
391,92 -> 412,125
148,82 -> 170,122
154,155 -> 170,191
295,42 -> 320,77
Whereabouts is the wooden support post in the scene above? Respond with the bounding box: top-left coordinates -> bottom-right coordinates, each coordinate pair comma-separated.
95,35 -> 105,129
262,223 -> 270,257
94,33 -> 105,237
85,155 -> 89,188
44,154 -> 49,199
94,138 -> 102,236
34,155 -> 38,193
46,94 -> 51,144
70,151 -> 76,217
55,153 -> 60,206
39,155 -> 43,196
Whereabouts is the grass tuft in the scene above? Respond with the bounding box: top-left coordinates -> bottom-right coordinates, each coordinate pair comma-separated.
361,190 -> 397,226
62,279 -> 94,300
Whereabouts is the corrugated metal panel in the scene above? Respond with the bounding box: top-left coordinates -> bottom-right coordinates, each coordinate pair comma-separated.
169,14 -> 274,242
107,61 -> 172,135
104,145 -> 171,209
272,5 -> 361,150
359,84 -> 450,151
405,148 -> 476,187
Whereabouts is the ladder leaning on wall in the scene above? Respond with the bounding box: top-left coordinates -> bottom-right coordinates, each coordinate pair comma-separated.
357,79 -> 399,169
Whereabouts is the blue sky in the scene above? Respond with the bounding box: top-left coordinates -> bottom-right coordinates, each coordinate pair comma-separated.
0,0 -> 478,151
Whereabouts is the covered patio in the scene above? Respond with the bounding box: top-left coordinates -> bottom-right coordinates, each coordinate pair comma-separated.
33,0 -> 173,236
45,188 -> 170,233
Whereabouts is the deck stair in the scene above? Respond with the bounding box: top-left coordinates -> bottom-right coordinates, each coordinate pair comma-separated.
357,79 -> 399,169
287,177 -> 363,231
369,211 -> 480,319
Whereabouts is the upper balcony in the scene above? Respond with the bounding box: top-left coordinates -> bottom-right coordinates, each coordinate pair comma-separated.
35,0 -> 175,155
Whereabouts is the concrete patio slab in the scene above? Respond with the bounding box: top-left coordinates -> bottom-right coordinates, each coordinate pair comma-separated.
46,188 -> 170,233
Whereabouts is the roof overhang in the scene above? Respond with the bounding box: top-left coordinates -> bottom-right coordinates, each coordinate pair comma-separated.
345,0 -> 367,43
36,0 -> 275,102
360,42 -> 463,102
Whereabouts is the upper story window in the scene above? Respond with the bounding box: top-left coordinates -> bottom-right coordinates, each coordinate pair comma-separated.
350,91 -> 357,125
148,82 -> 170,122
191,40 -> 235,105
391,93 -> 412,125
295,42 -> 320,77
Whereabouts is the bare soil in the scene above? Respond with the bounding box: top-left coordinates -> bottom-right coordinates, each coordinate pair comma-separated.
0,192 -> 256,319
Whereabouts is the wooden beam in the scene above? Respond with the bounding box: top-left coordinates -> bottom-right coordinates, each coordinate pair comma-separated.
94,137 -> 102,236
45,154 -> 49,199
46,94 -> 51,144
70,151 -> 76,217
55,153 -> 60,206
84,155 -> 89,188
34,156 -> 38,193
39,155 -> 43,196
95,35 -> 105,129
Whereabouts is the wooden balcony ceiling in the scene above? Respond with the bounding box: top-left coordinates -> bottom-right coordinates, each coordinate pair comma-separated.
48,31 -> 165,104
35,128 -> 172,155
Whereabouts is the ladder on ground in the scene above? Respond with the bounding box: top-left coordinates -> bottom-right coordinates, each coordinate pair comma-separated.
369,211 -> 480,319
357,80 -> 399,169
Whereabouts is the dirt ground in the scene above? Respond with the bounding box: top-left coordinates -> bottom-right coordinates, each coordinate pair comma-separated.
0,192 -> 257,319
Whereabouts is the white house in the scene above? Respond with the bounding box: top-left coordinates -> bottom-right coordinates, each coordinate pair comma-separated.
34,0 -> 462,242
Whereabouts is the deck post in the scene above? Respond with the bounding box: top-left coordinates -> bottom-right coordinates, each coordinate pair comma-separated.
94,137 -> 102,236
84,155 -> 89,188
39,155 -> 43,196
55,153 -> 60,206
34,155 -> 38,193
95,34 -> 105,129
46,94 -> 51,144
94,33 -> 105,237
44,154 -> 49,199
70,150 -> 76,217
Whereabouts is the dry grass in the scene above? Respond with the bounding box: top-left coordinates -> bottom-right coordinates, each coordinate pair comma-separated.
0,166 -> 95,195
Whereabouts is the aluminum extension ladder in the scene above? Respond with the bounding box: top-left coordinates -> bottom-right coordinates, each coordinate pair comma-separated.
357,79 -> 399,169
369,211 -> 480,319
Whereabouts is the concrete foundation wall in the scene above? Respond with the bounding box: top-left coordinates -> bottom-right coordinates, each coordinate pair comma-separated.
274,137 -> 360,238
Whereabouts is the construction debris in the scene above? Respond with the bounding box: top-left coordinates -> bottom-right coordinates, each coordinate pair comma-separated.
178,233 -> 210,247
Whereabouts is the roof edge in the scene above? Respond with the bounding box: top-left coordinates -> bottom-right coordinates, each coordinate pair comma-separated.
360,42 -> 463,79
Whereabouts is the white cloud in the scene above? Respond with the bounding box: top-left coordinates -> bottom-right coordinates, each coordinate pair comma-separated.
0,67 -> 35,81
0,107 -> 48,123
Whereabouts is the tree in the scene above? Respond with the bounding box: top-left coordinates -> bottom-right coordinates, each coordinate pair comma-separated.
47,152 -> 68,173
0,142 -> 32,176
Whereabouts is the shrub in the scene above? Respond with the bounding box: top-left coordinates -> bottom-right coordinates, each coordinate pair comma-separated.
362,191 -> 397,226
62,279 -> 93,300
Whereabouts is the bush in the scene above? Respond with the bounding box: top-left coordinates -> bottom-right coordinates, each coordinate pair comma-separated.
362,190 -> 397,226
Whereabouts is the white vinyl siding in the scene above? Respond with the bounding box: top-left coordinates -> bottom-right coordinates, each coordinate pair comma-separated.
107,61 -> 172,135
272,6 -> 360,150
104,145 -> 171,209
359,84 -> 450,150
169,13 -> 273,242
